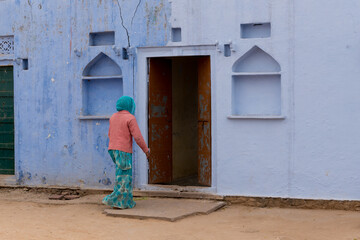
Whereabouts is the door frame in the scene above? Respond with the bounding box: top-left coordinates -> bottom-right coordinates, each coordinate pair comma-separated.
135,45 -> 217,193
0,56 -> 17,184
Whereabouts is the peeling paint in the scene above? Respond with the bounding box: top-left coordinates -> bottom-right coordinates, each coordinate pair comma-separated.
150,96 -> 168,117
101,178 -> 112,186
41,176 -> 46,184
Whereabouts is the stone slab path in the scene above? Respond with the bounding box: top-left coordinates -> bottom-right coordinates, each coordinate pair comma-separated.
104,198 -> 226,221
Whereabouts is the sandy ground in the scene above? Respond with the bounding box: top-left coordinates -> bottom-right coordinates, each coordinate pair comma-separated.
0,189 -> 359,240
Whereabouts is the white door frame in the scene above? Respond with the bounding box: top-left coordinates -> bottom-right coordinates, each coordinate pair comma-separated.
134,45 -> 218,194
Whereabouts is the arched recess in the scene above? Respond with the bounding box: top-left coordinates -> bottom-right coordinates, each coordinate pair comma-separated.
83,52 -> 122,77
230,46 -> 282,118
81,53 -> 123,118
232,46 -> 281,73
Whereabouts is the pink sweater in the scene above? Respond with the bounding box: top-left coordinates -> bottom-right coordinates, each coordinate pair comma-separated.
108,111 -> 149,154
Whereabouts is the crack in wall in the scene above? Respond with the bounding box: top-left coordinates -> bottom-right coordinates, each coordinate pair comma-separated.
132,55 -> 135,96
115,0 -> 130,47
26,0 -> 34,41
131,0 -> 142,26
114,0 -> 143,97
115,0 -> 143,47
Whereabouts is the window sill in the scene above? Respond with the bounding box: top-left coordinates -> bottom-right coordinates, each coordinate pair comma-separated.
232,72 -> 281,76
78,115 -> 111,120
82,75 -> 122,80
227,115 -> 285,120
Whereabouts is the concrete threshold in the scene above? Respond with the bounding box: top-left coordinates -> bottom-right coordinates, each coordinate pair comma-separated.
133,190 -> 224,201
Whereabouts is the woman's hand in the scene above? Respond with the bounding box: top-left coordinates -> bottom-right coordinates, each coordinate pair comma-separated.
145,150 -> 151,159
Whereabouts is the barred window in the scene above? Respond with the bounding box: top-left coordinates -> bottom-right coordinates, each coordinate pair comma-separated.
0,36 -> 14,55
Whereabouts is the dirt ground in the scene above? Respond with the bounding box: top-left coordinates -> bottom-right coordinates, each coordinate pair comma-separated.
0,189 -> 359,240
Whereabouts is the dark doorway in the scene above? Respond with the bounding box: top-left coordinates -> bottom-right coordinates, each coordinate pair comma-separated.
148,56 -> 211,186
0,66 -> 14,175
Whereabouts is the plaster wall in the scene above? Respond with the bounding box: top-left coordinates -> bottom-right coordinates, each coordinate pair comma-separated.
291,0 -> 360,200
0,0 -> 14,36
1,0 -> 360,200
0,0 -> 171,188
168,0 -> 360,200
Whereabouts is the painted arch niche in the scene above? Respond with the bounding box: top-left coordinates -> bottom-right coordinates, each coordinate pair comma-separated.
232,46 -> 281,73
231,46 -> 282,117
83,52 -> 122,76
82,53 -> 123,117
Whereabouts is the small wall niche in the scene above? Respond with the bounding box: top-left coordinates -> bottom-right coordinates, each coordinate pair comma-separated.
224,44 -> 231,57
230,46 -> 282,118
81,52 -> 123,118
241,23 -> 271,39
122,48 -> 129,60
89,31 -> 115,46
82,78 -> 123,116
22,59 -> 28,70
232,75 -> 281,116
171,28 -> 182,42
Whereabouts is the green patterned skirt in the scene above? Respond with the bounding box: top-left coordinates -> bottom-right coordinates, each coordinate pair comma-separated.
102,150 -> 136,209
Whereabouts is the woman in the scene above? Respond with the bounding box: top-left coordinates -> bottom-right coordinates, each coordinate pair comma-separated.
102,96 -> 150,209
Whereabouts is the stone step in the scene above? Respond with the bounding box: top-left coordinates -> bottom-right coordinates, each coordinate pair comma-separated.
133,190 -> 224,201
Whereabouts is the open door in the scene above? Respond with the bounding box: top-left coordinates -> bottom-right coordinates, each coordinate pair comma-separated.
148,58 -> 172,184
148,56 -> 211,186
197,57 -> 211,186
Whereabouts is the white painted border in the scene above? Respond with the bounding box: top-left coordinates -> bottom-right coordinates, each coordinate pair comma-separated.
135,45 -> 218,194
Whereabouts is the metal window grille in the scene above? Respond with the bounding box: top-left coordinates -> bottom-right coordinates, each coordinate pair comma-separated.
0,36 -> 14,55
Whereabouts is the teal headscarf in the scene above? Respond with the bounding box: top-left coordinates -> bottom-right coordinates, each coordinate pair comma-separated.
116,96 -> 136,115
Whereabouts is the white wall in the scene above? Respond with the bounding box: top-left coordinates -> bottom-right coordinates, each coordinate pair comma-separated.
168,0 -> 360,200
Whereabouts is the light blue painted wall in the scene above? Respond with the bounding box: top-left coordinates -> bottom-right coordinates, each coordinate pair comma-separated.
1,0 -> 360,200
291,0 -> 360,200
168,0 -> 360,200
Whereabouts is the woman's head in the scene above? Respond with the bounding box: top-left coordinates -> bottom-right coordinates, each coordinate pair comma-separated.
116,96 -> 136,115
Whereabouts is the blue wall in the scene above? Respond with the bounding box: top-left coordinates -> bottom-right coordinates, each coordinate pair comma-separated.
0,0 -> 171,188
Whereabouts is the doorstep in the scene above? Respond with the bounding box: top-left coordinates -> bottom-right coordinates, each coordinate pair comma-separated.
133,189 -> 224,201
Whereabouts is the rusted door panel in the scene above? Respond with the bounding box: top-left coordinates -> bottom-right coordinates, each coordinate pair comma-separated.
148,58 -> 172,184
197,57 -> 211,186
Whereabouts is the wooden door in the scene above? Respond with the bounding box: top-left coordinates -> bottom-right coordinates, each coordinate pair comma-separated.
197,57 -> 211,186
148,58 -> 172,184
0,66 -> 14,174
